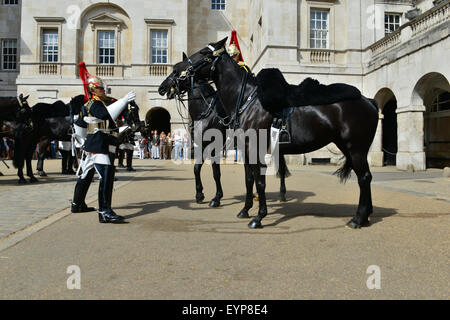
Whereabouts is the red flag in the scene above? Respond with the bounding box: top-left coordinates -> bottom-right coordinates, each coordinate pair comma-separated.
229,30 -> 244,62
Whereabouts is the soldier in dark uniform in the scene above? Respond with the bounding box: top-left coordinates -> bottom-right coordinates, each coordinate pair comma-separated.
71,62 -> 136,223
117,116 -> 136,171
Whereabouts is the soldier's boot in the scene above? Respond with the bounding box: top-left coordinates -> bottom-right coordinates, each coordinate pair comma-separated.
71,169 -> 96,213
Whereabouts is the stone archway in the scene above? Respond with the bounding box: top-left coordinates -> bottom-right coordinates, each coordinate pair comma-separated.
146,107 -> 171,135
412,72 -> 450,168
374,88 -> 398,166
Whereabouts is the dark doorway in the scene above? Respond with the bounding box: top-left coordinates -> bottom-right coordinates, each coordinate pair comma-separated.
146,107 -> 171,134
382,99 -> 398,166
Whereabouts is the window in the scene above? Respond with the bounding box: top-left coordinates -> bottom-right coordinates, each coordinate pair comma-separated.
385,13 -> 401,35
211,0 -> 225,10
151,30 -> 168,64
41,30 -> 58,63
310,9 -> 329,49
431,91 -> 450,112
1,39 -> 17,70
3,0 -> 18,5
98,31 -> 115,64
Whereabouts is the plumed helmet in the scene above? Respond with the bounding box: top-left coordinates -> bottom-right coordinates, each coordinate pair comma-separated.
227,43 -> 240,57
87,75 -> 105,92
79,62 -> 106,102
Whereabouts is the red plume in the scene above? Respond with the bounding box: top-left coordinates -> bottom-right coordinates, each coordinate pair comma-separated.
78,62 -> 91,102
229,30 -> 244,62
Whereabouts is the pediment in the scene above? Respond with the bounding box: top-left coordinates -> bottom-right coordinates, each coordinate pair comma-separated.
88,13 -> 125,26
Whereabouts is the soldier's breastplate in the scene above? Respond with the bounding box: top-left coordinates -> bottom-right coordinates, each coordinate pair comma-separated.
84,100 -> 110,135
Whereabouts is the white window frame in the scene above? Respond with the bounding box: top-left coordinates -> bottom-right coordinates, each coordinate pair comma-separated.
211,0 -> 226,10
145,19 -> 174,65
34,17 -> 64,64
97,30 -> 116,65
310,9 -> 329,49
150,30 -> 168,64
384,13 -> 402,36
41,29 -> 59,63
1,39 -> 17,70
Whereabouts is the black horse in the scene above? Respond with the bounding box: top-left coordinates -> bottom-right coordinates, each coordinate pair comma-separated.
165,38 -> 379,229
0,94 -> 38,183
32,95 -> 85,177
159,74 -> 225,207
159,55 -> 291,206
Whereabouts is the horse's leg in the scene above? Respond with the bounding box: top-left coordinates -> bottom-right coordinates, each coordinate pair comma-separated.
278,155 -> 287,202
26,142 -> 38,183
36,140 -> 48,176
208,162 -> 223,207
237,164 -> 254,219
194,162 -> 205,203
347,151 -> 373,229
14,139 -> 27,184
248,164 -> 268,229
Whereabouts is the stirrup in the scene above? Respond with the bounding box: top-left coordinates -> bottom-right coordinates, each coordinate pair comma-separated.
278,127 -> 291,145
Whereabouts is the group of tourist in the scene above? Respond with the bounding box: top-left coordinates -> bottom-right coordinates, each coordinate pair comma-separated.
140,130 -> 190,161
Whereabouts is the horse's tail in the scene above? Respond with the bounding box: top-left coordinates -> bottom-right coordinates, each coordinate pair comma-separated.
333,155 -> 352,184
276,154 -> 291,178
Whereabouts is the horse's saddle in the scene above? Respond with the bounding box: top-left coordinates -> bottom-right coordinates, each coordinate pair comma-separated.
256,68 -> 361,115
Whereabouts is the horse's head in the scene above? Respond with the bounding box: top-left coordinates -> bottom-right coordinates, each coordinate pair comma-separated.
69,94 -> 86,114
158,37 -> 228,98
16,94 -> 32,121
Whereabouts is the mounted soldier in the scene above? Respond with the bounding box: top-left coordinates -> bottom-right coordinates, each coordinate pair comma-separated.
71,62 -> 135,223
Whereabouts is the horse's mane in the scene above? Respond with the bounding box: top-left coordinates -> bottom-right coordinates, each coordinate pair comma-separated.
31,100 -> 71,119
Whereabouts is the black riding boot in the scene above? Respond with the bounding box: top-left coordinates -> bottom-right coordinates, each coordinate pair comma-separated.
67,154 -> 76,175
126,150 -> 135,171
61,150 -> 69,174
95,164 -> 124,223
117,149 -> 125,168
71,168 -> 96,213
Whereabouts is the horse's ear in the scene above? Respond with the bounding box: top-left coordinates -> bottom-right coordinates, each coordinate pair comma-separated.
24,95 -> 30,101
215,37 -> 228,49
19,93 -> 23,100
182,52 -> 188,61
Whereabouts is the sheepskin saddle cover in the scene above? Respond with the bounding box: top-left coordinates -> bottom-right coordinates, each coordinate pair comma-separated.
256,68 -> 361,114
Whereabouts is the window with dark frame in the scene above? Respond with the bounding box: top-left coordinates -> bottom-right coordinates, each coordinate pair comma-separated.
3,0 -> 19,5
431,91 -> 450,112
1,39 -> 17,70
98,31 -> 115,64
42,29 -> 58,63
211,0 -> 225,10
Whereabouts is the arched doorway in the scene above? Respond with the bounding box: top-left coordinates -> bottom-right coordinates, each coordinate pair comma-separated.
412,72 -> 450,168
146,107 -> 171,134
375,88 -> 398,166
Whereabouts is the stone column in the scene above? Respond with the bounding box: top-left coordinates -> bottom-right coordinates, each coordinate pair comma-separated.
396,105 -> 426,171
368,111 -> 384,166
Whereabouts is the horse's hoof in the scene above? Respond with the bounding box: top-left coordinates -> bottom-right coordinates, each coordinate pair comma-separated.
18,179 -> 27,184
237,210 -> 250,219
29,177 -> 38,183
196,194 -> 205,204
38,171 -> 47,177
248,219 -> 263,229
209,200 -> 220,207
278,196 -> 287,202
345,218 -> 370,229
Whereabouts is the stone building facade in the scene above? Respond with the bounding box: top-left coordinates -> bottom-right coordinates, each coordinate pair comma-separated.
0,0 -> 448,170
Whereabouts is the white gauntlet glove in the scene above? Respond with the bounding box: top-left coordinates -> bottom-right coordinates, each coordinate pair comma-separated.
107,91 -> 136,121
